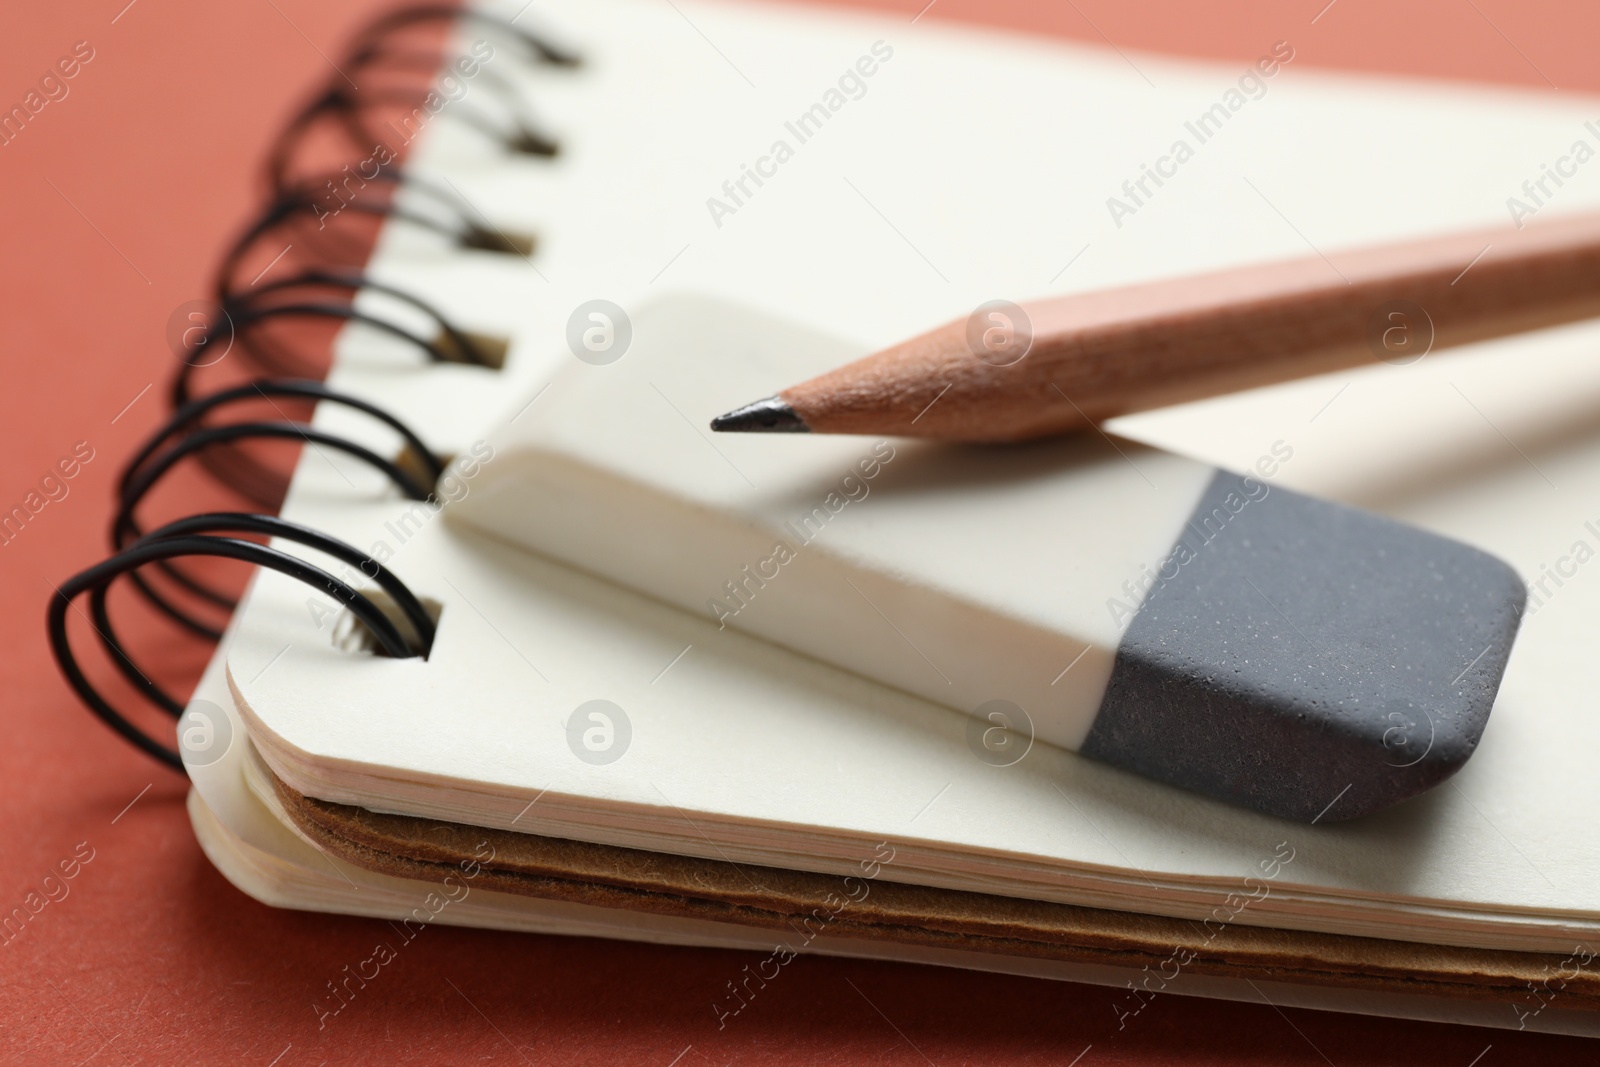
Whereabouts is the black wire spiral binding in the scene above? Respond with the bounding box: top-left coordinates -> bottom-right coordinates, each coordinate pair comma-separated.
49,4 -> 576,773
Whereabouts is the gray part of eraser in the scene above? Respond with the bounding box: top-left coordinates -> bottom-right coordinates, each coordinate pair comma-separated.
1080,470 -> 1526,823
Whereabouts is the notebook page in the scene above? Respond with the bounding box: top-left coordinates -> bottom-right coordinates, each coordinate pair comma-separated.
225,0 -> 1600,951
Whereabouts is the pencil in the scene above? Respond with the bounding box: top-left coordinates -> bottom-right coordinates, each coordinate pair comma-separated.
710,210 -> 1600,442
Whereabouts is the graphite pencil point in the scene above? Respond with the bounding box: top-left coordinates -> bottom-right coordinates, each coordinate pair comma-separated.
709,396 -> 809,433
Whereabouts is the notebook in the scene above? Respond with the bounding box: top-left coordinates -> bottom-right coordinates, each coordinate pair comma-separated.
63,0 -> 1600,1037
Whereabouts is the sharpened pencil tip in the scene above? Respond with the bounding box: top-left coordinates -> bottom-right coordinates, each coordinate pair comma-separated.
709,396 -> 809,433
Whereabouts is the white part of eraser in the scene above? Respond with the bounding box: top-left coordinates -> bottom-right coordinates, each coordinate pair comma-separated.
449,295 -> 1214,752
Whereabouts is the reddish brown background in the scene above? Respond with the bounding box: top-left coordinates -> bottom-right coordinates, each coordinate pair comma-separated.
1,1 -> 1593,1063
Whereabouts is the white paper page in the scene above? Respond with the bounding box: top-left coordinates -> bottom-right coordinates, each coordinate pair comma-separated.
225,0 -> 1600,952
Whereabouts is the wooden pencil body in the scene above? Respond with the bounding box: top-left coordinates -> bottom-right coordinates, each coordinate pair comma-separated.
786,212 -> 1600,441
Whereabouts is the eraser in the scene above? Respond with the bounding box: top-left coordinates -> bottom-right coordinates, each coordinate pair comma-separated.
452,296 -> 1526,821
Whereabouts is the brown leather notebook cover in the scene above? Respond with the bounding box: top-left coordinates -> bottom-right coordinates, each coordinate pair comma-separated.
268,769 -> 1599,1011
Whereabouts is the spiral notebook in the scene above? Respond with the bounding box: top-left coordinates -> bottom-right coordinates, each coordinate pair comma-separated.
50,0 -> 1600,1038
